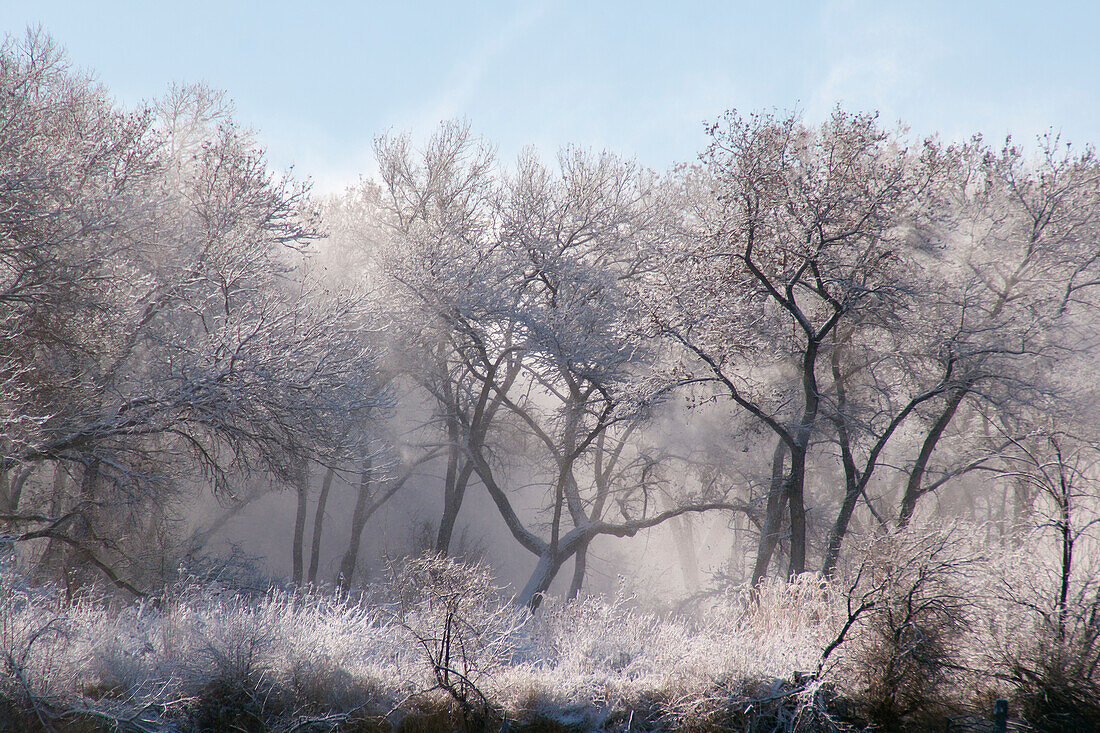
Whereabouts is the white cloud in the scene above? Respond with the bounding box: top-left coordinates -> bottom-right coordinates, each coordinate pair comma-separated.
400,2 -> 550,140
806,1 -> 934,125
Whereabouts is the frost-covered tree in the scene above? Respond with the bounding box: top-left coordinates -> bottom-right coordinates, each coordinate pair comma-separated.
0,35 -> 389,592
644,112 -> 1100,582
0,30 -> 158,480
647,110 -> 940,580
365,123 -> 743,606
895,134 -> 1100,526
373,121 -> 507,558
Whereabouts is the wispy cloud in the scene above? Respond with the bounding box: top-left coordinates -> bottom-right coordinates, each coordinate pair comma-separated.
806,1 -> 933,126
404,2 -> 550,138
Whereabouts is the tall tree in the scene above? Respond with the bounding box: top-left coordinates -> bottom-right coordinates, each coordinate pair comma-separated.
369,125 -> 745,606
896,135 -> 1100,525
0,36 -> 390,591
651,109 -> 929,579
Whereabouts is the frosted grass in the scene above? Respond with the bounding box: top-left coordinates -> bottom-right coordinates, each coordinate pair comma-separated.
0,562 -> 838,729
1,535 -> 1084,730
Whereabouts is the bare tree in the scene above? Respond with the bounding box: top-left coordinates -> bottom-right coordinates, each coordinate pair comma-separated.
896,135 -> 1100,526
650,109 -> 932,580
0,38 -> 390,591
367,124 -> 749,606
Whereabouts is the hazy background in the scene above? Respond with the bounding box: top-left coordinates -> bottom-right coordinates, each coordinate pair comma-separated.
3,0 -> 1099,597
3,0 -> 1098,194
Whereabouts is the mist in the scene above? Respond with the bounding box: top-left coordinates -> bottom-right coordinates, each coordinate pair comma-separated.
2,24 -> 1100,732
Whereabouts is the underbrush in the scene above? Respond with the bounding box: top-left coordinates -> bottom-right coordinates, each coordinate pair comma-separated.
0,527 -> 1096,732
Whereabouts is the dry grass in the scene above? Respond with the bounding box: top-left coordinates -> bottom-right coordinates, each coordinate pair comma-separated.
0,530 -> 1096,731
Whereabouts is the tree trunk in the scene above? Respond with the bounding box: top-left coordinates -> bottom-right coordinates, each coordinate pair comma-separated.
436,461 -> 474,554
336,458 -> 373,589
307,466 -> 335,584
518,551 -> 569,610
823,351 -> 862,577
185,491 -> 262,557
672,513 -> 700,592
786,335 -> 825,579
33,463 -> 70,582
1056,459 -> 1073,639
1013,475 -> 1033,529
728,513 -> 743,579
567,540 -> 588,600
436,419 -> 460,553
292,462 -> 310,586
7,465 -> 31,515
786,447 -> 808,577
435,357 -> 518,555
898,387 -> 968,526
822,478 -> 860,577
751,439 -> 789,585
661,491 -> 700,592
64,458 -> 100,593
1,464 -> 33,515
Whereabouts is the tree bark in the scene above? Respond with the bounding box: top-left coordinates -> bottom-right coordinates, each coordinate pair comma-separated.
751,439 -> 789,585
307,466 -> 335,584
898,387 -> 968,526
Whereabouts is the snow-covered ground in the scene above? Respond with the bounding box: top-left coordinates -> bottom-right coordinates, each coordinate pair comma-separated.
0,533 -> 1095,731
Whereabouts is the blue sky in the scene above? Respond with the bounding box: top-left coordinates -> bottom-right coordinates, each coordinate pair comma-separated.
3,1 -> 1098,193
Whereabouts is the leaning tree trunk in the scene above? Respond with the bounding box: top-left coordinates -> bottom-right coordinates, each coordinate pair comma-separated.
822,468 -> 861,577
751,439 -> 789,586
518,551 -> 571,610
823,352 -> 861,577
898,387 -> 967,526
336,458 -> 373,589
307,466 -> 336,585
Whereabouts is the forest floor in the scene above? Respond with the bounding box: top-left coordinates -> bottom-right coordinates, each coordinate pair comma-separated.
0,535 -> 1095,732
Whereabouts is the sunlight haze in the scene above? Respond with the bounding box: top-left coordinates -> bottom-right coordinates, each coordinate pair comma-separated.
4,3 -> 1100,728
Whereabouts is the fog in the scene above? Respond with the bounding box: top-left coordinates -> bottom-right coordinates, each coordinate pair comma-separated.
2,26 -> 1100,731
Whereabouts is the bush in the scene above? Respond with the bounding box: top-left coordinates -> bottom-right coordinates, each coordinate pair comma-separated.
1006,601 -> 1100,731
825,526 -> 988,731
381,554 -> 525,729
10,540 -> 1100,731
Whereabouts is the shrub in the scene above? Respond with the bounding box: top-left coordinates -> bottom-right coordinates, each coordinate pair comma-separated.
824,526 -> 988,730
381,554 -> 525,729
1004,593 -> 1100,731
